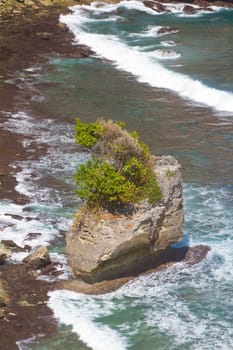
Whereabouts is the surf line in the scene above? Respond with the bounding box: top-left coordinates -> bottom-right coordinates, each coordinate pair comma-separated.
60,6 -> 233,114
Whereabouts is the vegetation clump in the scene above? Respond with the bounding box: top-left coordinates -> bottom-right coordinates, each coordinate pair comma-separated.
74,118 -> 162,211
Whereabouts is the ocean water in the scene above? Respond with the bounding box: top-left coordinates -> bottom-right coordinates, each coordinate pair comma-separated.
1,1 -> 233,349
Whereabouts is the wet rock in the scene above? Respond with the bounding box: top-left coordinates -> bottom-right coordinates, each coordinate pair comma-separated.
1,240 -> 19,249
143,0 -> 157,10
0,280 -> 9,306
212,1 -> 233,8
157,244 -> 210,267
23,246 -> 51,270
4,213 -> 23,220
24,232 -> 42,241
203,7 -> 214,11
154,2 -> 169,12
193,0 -> 208,6
57,22 -> 68,32
157,26 -> 179,35
23,245 -> 32,252
60,244 -> 211,295
0,244 -> 11,262
67,156 -> 184,283
184,244 -> 211,265
143,1 -> 170,12
66,45 -> 94,58
1,240 -> 29,254
183,5 -> 197,14
193,0 -> 213,9
41,262 -> 63,277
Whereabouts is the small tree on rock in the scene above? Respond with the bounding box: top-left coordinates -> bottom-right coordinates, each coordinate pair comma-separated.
74,118 -> 162,211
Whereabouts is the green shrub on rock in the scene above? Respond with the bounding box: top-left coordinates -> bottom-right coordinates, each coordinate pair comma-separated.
75,118 -> 104,147
121,157 -> 147,185
74,158 -> 136,208
74,119 -> 162,211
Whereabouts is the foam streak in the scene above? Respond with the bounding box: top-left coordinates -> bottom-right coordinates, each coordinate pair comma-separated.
61,4 -> 233,113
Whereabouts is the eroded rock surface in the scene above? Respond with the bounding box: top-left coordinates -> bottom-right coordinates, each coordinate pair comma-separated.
67,155 -> 184,283
23,246 -> 51,270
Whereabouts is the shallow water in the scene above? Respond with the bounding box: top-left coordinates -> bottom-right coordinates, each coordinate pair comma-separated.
1,1 -> 233,349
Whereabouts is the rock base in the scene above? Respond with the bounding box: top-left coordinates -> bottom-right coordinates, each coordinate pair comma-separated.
60,245 -> 211,295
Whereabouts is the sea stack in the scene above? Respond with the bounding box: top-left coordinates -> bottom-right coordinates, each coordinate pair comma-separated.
66,155 -> 184,283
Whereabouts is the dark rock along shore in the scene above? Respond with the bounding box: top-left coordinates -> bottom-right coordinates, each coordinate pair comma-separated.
0,1 -> 94,348
0,0 -> 225,348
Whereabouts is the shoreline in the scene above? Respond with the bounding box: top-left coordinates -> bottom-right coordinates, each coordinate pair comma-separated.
0,0 -> 229,348
0,2 -> 94,348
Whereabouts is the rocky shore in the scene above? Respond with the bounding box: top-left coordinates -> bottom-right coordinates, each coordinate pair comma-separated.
0,0 -> 216,348
0,1 -> 94,348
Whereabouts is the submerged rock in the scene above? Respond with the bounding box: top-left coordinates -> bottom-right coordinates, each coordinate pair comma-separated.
157,26 -> 180,35
184,244 -> 211,265
66,155 -> 184,283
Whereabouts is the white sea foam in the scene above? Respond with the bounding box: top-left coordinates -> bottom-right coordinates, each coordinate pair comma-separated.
184,184 -> 233,282
1,111 -> 87,203
146,25 -> 179,37
148,49 -> 181,60
94,1 -> 221,16
48,252 -> 233,349
161,40 -> 177,47
48,290 -> 129,350
0,111 -> 85,261
79,1 -> 219,17
17,334 -> 45,350
129,25 -> 179,39
47,182 -> 233,350
0,201 -> 65,263
38,252 -> 71,281
61,6 -> 233,113
164,2 -> 217,15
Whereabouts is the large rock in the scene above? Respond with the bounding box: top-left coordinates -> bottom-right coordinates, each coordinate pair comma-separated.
66,156 -> 184,283
23,246 -> 51,270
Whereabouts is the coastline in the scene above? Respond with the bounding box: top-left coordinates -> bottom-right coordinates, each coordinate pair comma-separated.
0,1 -> 94,348
0,0 -> 232,348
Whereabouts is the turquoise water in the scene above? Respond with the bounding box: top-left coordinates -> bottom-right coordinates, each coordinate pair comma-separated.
1,1 -> 233,349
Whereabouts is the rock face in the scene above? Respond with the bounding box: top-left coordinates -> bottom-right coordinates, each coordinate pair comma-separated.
66,155 -> 184,283
23,246 -> 51,270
